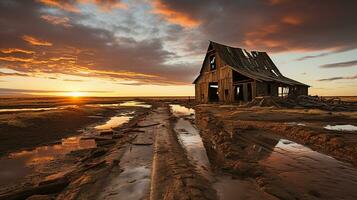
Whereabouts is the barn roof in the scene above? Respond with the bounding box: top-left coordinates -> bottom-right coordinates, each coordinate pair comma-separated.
193,41 -> 309,86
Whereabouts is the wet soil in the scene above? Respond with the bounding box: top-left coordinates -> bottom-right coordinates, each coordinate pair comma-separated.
0,107 -> 114,155
1,98 -> 357,200
195,104 -> 357,200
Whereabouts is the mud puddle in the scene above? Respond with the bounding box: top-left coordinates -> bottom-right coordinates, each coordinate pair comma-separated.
0,104 -> 137,188
85,101 -> 151,108
97,145 -> 152,200
0,105 -> 77,113
97,117 -> 154,200
258,136 -> 357,199
0,136 -> 96,186
324,124 -> 357,131
170,104 -> 269,200
171,104 -> 212,180
94,114 -> 132,131
119,101 -> 151,108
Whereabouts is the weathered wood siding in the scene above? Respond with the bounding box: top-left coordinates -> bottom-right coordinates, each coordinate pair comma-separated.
195,51 -> 234,103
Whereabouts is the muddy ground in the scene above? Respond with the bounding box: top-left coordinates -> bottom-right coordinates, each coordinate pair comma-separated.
0,97 -> 356,200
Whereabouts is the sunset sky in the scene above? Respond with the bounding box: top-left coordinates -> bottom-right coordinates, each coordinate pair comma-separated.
0,0 -> 356,97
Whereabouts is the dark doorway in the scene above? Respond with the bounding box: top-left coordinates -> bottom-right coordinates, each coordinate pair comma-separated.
235,85 -> 244,101
208,82 -> 219,102
247,83 -> 252,101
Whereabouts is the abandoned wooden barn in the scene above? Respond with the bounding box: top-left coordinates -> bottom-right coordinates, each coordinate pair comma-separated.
193,41 -> 309,103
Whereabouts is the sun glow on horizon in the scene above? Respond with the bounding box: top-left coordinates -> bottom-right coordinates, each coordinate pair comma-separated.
67,91 -> 85,97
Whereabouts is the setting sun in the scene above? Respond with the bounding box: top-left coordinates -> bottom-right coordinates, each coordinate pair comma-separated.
67,91 -> 85,97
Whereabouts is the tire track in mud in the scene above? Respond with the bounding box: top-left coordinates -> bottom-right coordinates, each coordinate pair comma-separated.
150,105 -> 217,200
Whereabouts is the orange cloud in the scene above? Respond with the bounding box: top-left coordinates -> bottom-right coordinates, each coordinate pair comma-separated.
38,0 -> 80,12
0,48 -> 34,54
152,0 -> 200,28
0,56 -> 48,64
244,24 -> 285,49
49,57 -> 76,61
0,56 -> 33,62
83,0 -> 128,11
22,35 -> 53,46
38,0 -> 127,12
41,15 -> 72,27
85,69 -> 158,78
282,16 -> 302,25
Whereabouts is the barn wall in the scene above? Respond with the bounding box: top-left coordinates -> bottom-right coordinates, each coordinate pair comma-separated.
195,51 -> 233,103
194,48 -> 309,103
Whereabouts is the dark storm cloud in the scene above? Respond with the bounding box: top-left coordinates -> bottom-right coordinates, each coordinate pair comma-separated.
0,0 -> 197,85
295,52 -> 333,61
320,60 -> 357,68
153,0 -> 357,52
318,74 -> 357,82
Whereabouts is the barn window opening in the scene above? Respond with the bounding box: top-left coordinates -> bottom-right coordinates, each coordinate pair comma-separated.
210,55 -> 216,70
278,86 -> 289,97
208,82 -> 219,102
235,85 -> 244,101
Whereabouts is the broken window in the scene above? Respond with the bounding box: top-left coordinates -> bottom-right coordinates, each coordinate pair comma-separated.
210,55 -> 216,70
278,86 -> 289,97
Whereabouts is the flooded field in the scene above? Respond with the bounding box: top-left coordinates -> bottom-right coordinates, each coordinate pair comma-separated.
173,104 -> 357,200
0,98 -> 356,199
260,137 -> 357,199
0,101 -> 148,195
171,104 -> 275,199
0,136 -> 96,186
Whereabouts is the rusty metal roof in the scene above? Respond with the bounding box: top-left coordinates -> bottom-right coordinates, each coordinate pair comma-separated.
193,41 -> 309,86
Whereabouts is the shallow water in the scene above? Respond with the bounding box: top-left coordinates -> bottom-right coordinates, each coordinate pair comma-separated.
284,122 -> 306,126
174,118 -> 213,180
171,104 -> 271,199
97,137 -> 152,200
260,138 -> 357,199
119,101 -> 151,108
0,101 -> 150,113
170,104 -> 211,178
0,136 -> 96,186
0,102 -> 137,187
324,124 -> 357,131
170,104 -> 195,117
94,115 -> 132,131
0,105 -> 76,113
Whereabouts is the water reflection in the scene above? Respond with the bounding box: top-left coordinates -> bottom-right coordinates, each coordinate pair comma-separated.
260,138 -> 357,199
0,105 -> 76,113
0,137 -> 96,186
95,115 -> 132,131
170,104 -> 195,117
119,101 -> 151,108
324,124 -> 357,131
174,118 -> 212,180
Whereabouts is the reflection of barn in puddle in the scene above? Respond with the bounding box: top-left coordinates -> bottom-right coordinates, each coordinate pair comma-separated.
193,41 -> 309,103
